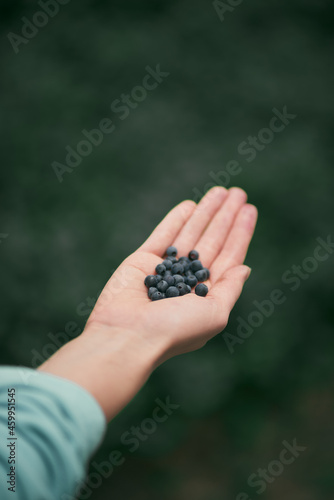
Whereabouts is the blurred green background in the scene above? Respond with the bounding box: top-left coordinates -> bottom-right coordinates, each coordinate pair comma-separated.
1,0 -> 334,499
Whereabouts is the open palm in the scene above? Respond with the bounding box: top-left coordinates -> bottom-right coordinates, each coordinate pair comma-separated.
87,187 -> 258,362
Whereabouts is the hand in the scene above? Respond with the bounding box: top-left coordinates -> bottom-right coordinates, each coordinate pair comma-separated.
86,186 -> 258,362
39,187 -> 258,420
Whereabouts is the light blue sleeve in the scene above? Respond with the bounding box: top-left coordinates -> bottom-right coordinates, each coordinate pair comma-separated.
0,366 -> 106,500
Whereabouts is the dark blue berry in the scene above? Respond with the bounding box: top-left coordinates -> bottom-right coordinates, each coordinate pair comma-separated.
155,264 -> 166,275
203,268 -> 210,279
173,274 -> 184,284
157,280 -> 168,293
162,259 -> 172,270
188,250 -> 199,261
195,283 -> 208,297
151,291 -> 164,301
155,274 -> 162,283
185,274 -> 198,287
177,282 -> 189,296
171,263 -> 184,275
191,260 -> 203,272
164,270 -> 172,278
166,246 -> 177,257
195,269 -> 207,282
186,285 -> 192,293
166,256 -> 177,264
166,286 -> 180,298
148,286 -> 158,298
165,275 -> 175,287
144,275 -> 157,288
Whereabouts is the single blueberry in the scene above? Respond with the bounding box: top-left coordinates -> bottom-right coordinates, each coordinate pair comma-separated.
191,260 -> 203,272
166,256 -> 177,264
156,264 -> 166,275
195,283 -> 208,297
165,275 -> 175,287
165,286 -> 180,298
164,270 -> 172,277
144,275 -> 157,288
186,285 -> 192,293
195,269 -> 207,282
155,274 -> 163,283
185,274 -> 198,288
203,268 -> 210,279
166,246 -> 178,257
171,263 -> 184,275
151,291 -> 164,301
173,274 -> 185,285
157,280 -> 168,293
162,259 -> 172,270
188,250 -> 199,261
148,286 -> 158,298
177,282 -> 189,296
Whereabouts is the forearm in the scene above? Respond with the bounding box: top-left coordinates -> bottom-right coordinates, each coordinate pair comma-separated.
38,323 -> 165,421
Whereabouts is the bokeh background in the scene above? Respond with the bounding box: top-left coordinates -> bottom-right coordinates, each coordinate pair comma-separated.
1,0 -> 334,499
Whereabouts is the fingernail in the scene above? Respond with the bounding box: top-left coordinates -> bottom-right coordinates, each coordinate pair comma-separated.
246,267 -> 252,280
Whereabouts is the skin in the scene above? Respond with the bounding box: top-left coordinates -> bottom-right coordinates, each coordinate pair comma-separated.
39,187 -> 258,421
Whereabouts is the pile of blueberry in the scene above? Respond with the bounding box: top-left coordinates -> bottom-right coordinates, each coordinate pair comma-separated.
144,246 -> 209,301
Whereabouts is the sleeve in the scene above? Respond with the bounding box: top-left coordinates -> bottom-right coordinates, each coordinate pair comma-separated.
0,366 -> 107,500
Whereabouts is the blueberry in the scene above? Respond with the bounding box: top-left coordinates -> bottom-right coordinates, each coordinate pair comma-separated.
185,274 -> 198,287
179,256 -> 190,264
186,285 -> 192,293
166,256 -> 177,264
171,263 -> 184,275
151,291 -> 164,301
195,283 -> 208,297
177,282 -> 189,296
148,286 -> 158,298
165,286 -> 180,298
144,275 -> 157,288
173,274 -> 184,285
157,280 -> 168,293
188,250 -> 199,261
195,269 -> 207,282
191,260 -> 203,272
166,246 -> 177,258
162,259 -> 172,270
203,268 -> 210,279
164,270 -> 172,278
165,275 -> 175,287
155,274 -> 163,283
155,264 -> 166,275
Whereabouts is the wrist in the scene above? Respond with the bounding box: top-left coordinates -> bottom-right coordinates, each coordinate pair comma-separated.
39,322 -> 166,420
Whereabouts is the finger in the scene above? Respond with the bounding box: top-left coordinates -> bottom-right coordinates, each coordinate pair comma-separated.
195,187 -> 248,268
210,204 -> 258,282
172,186 -> 228,257
138,200 -> 196,256
209,265 -> 251,321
